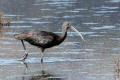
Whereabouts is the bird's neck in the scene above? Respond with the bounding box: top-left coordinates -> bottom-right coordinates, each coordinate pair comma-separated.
59,28 -> 67,42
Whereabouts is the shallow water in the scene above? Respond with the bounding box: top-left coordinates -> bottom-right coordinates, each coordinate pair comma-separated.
0,0 -> 120,80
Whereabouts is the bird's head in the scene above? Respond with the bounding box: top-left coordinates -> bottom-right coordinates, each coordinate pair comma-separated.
62,21 -> 70,30
62,21 -> 85,41
14,33 -> 27,40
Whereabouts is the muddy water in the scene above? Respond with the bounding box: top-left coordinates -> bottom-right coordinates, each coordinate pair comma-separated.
0,0 -> 120,80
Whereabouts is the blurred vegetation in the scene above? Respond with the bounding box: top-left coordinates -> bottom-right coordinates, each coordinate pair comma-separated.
0,11 -> 10,26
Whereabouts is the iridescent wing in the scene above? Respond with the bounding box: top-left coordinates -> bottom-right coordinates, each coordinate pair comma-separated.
27,31 -> 55,45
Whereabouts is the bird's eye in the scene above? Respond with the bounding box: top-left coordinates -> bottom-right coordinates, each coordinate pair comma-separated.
67,23 -> 69,26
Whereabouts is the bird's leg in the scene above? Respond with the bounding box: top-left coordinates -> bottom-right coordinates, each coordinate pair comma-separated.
41,52 -> 43,63
21,40 -> 28,61
40,48 -> 44,63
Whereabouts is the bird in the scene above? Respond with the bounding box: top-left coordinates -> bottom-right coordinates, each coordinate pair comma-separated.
14,21 -> 85,62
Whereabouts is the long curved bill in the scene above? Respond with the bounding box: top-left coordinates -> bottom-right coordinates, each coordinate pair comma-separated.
71,26 -> 85,41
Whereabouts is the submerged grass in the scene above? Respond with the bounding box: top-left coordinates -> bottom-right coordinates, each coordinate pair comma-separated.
113,57 -> 120,80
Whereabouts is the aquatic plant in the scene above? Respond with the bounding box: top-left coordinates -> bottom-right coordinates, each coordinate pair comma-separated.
113,57 -> 120,79
0,11 -> 10,26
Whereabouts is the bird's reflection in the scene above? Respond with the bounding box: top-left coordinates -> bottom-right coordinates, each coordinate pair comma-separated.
29,70 -> 62,80
20,62 -> 63,80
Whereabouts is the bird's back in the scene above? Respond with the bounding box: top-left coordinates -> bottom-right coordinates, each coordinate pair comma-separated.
15,30 -> 61,48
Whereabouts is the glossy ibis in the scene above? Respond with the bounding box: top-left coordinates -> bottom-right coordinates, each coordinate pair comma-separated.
14,21 -> 84,62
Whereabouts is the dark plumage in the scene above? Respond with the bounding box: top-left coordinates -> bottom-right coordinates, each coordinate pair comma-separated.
14,21 -> 84,62
24,31 -> 65,48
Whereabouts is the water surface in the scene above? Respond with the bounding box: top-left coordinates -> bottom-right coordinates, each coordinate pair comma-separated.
0,0 -> 120,80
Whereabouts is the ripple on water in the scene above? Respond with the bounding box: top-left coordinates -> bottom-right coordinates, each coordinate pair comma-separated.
30,21 -> 53,24
24,18 -> 42,20
100,6 -> 119,10
95,10 -> 117,14
92,14 -> 104,16
110,38 -> 120,41
50,51 -> 87,55
11,21 -> 52,24
0,57 -> 103,65
90,26 -> 115,30
4,14 -> 24,17
112,48 -> 120,51
83,22 -> 98,25
10,26 -> 32,28
64,8 -> 87,13
63,42 -> 80,46
107,0 -> 120,3
42,16 -> 61,19
0,52 -> 8,55
75,8 -> 88,11
26,57 -> 104,63
89,34 -> 104,37
46,1 -> 77,6
11,21 -> 27,24
0,42 -> 13,45
63,15 -> 83,18
92,5 -> 118,12
64,10 -> 80,13
0,59 -> 19,65
40,9 -> 54,11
